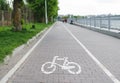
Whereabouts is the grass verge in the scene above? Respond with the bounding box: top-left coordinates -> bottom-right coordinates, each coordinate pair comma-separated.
0,23 -> 52,63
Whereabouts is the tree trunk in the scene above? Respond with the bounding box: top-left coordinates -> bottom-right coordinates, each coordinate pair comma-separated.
12,0 -> 22,31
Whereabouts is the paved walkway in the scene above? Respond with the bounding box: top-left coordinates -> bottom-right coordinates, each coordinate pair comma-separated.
1,22 -> 120,83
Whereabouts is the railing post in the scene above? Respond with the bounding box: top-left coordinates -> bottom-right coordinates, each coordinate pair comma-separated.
86,18 -> 88,26
94,16 -> 96,27
82,18 -> 84,25
90,17 -> 91,27
85,18 -> 86,25
83,18 -> 85,25
100,16 -> 102,28
108,14 -> 111,30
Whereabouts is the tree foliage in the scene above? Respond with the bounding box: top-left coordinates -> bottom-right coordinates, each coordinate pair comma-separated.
0,0 -> 9,10
48,0 -> 58,18
27,0 -> 59,22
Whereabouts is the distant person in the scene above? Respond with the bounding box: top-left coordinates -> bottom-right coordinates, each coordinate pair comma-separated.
64,19 -> 67,23
70,20 -> 73,24
62,19 -> 64,23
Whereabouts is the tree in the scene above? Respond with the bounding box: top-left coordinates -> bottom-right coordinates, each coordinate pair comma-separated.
27,0 -> 59,22
12,0 -> 58,31
27,0 -> 46,22
12,0 -> 24,31
48,0 -> 59,21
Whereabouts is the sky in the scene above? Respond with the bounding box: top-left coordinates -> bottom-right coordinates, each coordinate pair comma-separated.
58,0 -> 120,15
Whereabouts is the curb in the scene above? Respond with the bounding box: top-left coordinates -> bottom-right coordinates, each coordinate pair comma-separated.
3,28 -> 48,64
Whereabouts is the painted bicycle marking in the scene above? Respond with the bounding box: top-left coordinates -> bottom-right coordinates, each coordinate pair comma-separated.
41,56 -> 81,74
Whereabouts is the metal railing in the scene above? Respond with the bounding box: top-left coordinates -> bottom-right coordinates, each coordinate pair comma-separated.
74,15 -> 120,31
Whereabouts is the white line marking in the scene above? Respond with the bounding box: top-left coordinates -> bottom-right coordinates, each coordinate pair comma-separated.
0,23 -> 56,83
63,24 -> 120,83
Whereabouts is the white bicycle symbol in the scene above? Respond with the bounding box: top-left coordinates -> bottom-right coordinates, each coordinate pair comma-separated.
41,56 -> 81,74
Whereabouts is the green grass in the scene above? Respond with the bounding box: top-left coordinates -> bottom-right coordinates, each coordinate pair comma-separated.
0,23 -> 52,62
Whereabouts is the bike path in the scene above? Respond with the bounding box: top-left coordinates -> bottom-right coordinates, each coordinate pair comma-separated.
7,22 -> 113,83
65,23 -> 120,82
